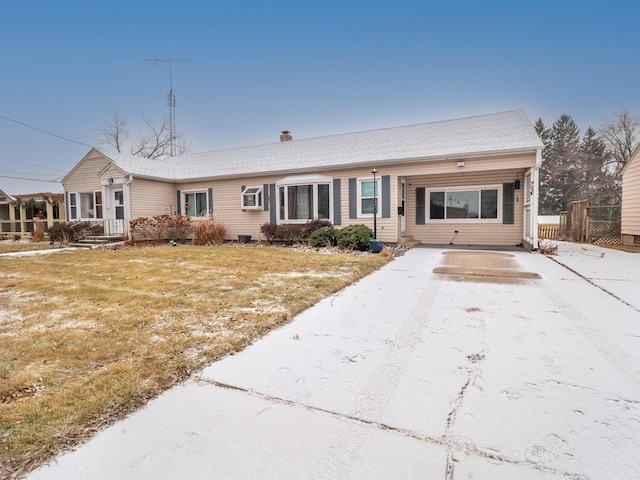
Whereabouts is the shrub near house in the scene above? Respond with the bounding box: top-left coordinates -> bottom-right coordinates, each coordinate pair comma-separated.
310,226 -> 338,248
129,215 -> 192,243
335,225 -> 372,251
260,220 -> 332,245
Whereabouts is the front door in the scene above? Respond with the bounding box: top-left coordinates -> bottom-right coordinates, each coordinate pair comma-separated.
106,186 -> 126,235
114,190 -> 125,222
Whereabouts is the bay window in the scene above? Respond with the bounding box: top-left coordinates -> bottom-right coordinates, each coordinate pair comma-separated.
277,175 -> 332,223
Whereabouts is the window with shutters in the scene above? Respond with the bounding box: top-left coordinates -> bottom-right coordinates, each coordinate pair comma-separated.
427,186 -> 501,223
182,190 -> 209,217
357,177 -> 381,217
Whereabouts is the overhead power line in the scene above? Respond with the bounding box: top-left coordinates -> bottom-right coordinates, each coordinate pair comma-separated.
0,113 -> 93,148
0,154 -> 68,173
0,172 -> 62,181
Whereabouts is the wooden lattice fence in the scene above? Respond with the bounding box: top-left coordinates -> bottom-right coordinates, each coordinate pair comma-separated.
558,202 -> 621,245
587,205 -> 622,245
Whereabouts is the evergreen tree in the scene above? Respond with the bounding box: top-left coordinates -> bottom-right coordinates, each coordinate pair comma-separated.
578,128 -> 617,205
537,112 -> 638,212
536,118 -> 554,214
535,117 -> 551,145
539,114 -> 581,213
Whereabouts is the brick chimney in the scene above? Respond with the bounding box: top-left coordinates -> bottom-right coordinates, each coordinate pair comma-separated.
280,130 -> 292,142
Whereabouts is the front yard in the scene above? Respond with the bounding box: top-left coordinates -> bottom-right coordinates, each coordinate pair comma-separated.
0,245 -> 388,478
0,241 -> 53,255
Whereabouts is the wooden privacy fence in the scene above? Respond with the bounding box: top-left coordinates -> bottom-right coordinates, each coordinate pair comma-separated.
557,201 -> 621,245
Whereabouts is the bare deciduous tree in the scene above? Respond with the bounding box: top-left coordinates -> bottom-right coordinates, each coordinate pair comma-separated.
598,110 -> 640,176
98,112 -> 128,153
98,113 -> 190,159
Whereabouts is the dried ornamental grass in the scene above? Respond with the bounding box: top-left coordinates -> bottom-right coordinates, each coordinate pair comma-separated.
193,218 -> 227,245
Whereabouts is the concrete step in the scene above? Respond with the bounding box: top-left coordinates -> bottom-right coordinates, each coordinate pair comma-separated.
77,239 -> 110,244
398,235 -> 416,246
70,242 -> 96,248
71,237 -> 124,248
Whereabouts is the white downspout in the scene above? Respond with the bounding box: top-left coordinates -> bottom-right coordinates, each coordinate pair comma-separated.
531,148 -> 542,250
123,179 -> 132,238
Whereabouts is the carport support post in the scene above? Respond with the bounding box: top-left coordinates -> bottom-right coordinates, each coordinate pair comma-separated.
371,169 -> 378,239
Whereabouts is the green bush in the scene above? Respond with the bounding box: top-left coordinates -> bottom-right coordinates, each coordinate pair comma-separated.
310,226 -> 337,248
301,219 -> 332,238
336,224 -> 372,251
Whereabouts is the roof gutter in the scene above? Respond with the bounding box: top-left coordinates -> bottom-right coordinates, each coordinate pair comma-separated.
137,145 -> 543,183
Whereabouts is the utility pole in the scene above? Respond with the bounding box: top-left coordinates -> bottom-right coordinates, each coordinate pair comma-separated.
143,56 -> 193,156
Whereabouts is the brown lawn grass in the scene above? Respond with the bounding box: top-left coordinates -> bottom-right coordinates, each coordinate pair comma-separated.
0,245 -> 389,478
0,242 -> 53,255
603,244 -> 640,253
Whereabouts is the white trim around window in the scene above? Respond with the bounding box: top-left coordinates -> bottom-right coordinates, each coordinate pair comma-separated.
68,191 -> 103,220
182,190 -> 210,217
241,186 -> 263,209
427,185 -> 502,223
357,177 -> 381,218
276,175 -> 333,223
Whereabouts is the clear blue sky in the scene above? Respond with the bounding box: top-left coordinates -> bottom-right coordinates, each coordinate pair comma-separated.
1,0 -> 639,180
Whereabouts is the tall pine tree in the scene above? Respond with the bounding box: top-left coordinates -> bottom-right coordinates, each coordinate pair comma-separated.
578,127 -> 616,205
539,115 -> 581,213
536,118 -> 553,214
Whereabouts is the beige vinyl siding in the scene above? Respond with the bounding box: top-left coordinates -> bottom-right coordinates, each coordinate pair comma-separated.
330,167 -> 396,242
63,151 -> 113,192
130,179 -> 177,218
172,154 -> 536,244
101,164 -> 128,179
622,152 -> 640,237
176,167 -> 398,242
406,170 -> 525,246
177,180 -> 270,240
386,153 -> 535,177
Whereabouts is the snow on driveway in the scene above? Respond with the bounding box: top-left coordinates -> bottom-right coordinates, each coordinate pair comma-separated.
28,246 -> 640,480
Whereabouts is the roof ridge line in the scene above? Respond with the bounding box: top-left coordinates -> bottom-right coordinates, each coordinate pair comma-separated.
176,110 -> 527,158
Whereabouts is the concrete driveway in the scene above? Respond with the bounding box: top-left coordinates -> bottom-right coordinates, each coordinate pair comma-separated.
28,243 -> 640,480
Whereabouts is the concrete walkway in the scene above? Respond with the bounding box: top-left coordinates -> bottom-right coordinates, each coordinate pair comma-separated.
27,244 -> 640,480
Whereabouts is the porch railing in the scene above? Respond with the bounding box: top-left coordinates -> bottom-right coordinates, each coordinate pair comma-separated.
67,219 -> 130,240
1,219 -> 66,238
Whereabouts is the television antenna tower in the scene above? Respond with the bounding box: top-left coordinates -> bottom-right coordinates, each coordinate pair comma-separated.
143,55 -> 194,156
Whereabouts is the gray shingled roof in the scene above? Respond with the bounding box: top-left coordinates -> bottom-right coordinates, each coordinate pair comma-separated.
105,110 -> 543,181
0,176 -> 63,201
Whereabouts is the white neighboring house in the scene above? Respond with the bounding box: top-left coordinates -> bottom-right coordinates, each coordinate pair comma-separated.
63,110 -> 543,248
